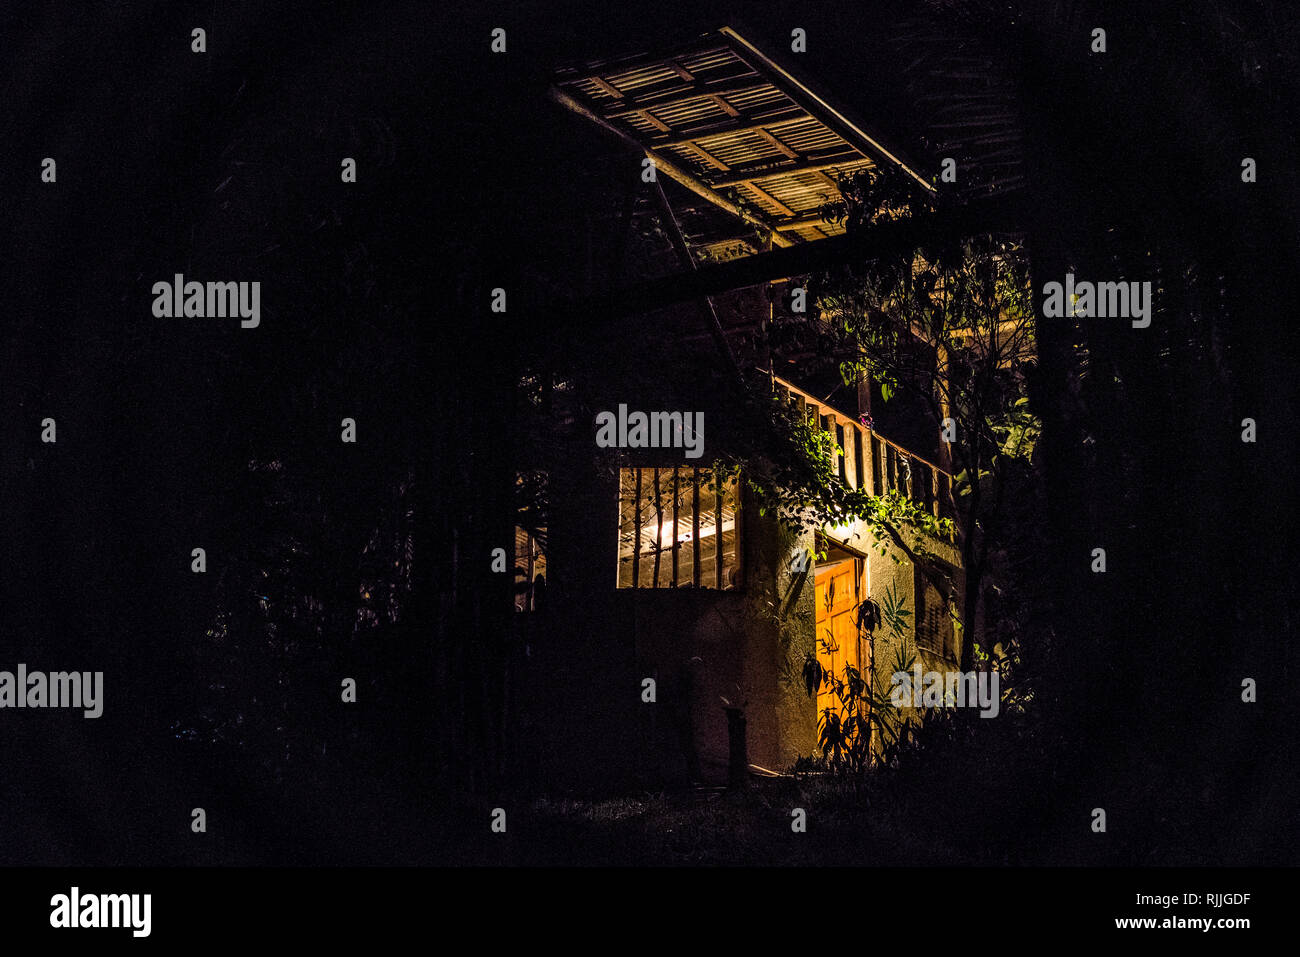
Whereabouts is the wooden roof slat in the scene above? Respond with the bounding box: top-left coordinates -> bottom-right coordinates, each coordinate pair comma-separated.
717,27 -> 934,194
548,84 -> 798,248
558,40 -> 732,80
552,26 -> 938,263
705,152 -> 868,187
590,76 -> 770,115
742,182 -> 798,219
676,141 -> 731,172
609,109 -> 673,133
606,63 -> 681,88
753,127 -> 798,159
647,109 -> 810,149
709,94 -> 741,118
586,75 -> 624,99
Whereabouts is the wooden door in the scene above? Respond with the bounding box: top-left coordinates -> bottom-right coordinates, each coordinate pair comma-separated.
815,560 -> 862,721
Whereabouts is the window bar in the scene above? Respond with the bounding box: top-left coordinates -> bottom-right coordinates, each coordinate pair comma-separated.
733,470 -> 742,589
651,468 -> 664,588
715,472 -> 724,590
525,530 -> 534,610
692,466 -> 701,587
632,468 -> 643,588
671,467 -> 680,587
617,474 -> 628,588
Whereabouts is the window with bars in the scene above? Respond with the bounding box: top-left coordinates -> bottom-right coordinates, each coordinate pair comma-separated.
514,526 -> 547,612
616,466 -> 740,589
915,566 -> 957,661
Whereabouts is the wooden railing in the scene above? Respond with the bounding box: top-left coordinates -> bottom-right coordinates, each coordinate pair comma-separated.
770,374 -> 955,521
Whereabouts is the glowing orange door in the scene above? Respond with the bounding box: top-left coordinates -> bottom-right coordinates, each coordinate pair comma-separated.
815,561 -> 862,720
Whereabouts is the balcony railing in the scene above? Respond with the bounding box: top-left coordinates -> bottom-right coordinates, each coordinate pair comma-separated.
770,374 -> 955,522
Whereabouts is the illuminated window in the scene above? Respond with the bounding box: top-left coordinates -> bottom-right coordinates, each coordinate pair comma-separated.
617,466 -> 740,589
514,526 -> 547,612
515,469 -> 548,612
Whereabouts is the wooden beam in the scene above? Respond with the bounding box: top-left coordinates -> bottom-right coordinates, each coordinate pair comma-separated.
611,109 -> 672,133
871,433 -> 883,495
773,210 -> 838,231
651,178 -> 746,389
706,152 -> 868,188
855,426 -> 867,491
844,426 -> 856,488
754,128 -> 799,159
549,84 -> 795,248
836,423 -> 847,483
719,27 -> 937,195
743,181 -> 798,219
709,94 -> 741,118
559,195 -> 1031,322
664,59 -> 693,80
678,140 -> 730,172
586,75 -> 624,99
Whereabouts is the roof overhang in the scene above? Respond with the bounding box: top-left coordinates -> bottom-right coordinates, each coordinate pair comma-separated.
551,26 -> 936,260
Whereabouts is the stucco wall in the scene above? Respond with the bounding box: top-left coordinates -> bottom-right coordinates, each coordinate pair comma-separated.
619,482 -> 818,784
787,514 -> 964,767
519,462 -> 963,791
619,501 -> 965,782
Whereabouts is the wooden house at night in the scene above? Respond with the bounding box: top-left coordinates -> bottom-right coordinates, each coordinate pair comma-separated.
512,26 -> 971,790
